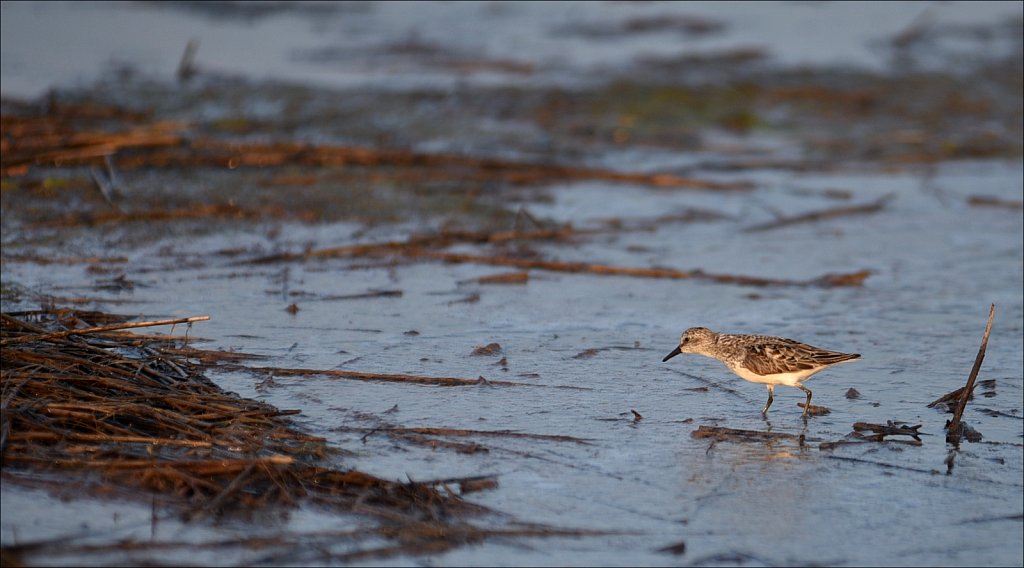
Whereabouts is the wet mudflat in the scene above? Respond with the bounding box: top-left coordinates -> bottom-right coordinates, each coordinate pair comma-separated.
2,2 -> 1023,566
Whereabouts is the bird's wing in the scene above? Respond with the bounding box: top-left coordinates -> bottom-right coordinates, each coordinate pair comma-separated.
742,340 -> 858,376
743,342 -> 819,375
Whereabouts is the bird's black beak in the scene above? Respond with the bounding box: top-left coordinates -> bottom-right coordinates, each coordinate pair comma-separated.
662,346 -> 681,362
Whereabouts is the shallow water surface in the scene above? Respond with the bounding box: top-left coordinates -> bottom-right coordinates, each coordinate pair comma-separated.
1,1 -> 1022,566
3,159 -> 1021,566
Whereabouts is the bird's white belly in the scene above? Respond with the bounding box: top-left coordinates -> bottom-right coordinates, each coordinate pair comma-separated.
729,364 -> 822,386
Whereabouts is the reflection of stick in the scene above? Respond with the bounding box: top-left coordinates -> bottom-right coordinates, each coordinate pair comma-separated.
744,195 -> 892,232
0,316 -> 210,345
947,304 -> 995,443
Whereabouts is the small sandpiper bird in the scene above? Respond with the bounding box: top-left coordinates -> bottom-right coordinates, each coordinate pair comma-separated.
662,327 -> 860,417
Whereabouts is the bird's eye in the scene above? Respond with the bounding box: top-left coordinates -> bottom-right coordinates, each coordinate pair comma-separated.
682,338 -> 689,344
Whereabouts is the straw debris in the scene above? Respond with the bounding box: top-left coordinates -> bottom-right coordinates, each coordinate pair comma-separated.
0,308 -> 604,563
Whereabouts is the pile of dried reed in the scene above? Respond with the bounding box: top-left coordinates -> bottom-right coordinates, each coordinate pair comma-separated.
1,308 -> 590,563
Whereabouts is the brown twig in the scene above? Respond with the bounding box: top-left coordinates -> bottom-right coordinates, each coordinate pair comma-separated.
0,316 -> 210,345
744,194 -> 893,232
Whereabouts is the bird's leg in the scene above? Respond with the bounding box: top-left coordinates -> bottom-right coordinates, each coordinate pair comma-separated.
798,384 -> 813,416
761,385 -> 774,414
